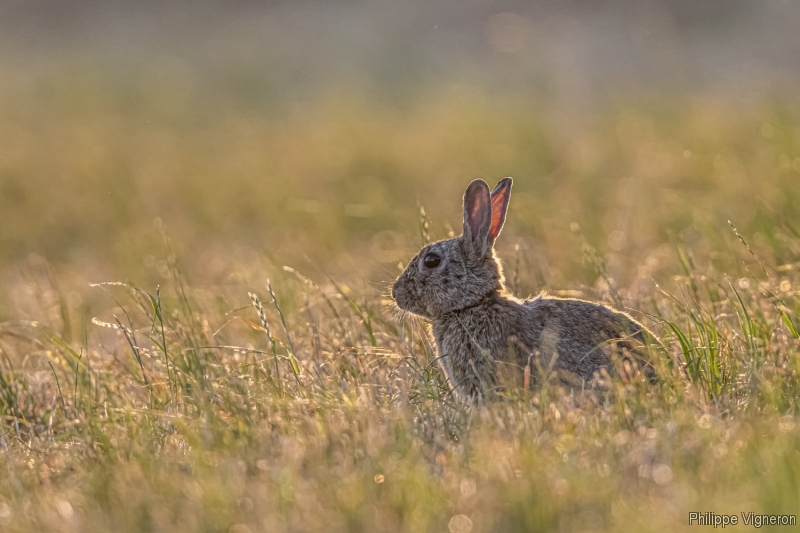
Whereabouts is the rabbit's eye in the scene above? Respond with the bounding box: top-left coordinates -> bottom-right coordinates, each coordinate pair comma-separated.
423,253 -> 441,268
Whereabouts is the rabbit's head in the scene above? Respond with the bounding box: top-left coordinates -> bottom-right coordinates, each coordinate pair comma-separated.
392,178 -> 512,318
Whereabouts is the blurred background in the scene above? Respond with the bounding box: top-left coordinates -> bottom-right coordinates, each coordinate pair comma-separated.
1,0 -> 799,318
3,5 -> 800,531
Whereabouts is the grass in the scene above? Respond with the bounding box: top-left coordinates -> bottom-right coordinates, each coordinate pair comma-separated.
2,64 -> 800,531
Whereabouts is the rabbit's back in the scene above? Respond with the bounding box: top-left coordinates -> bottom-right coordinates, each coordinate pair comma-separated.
522,296 -> 648,381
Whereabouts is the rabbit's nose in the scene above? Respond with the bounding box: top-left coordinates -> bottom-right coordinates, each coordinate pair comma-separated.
391,284 -> 397,300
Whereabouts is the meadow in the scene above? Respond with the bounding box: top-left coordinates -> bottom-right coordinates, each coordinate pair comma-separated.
1,62 -> 800,532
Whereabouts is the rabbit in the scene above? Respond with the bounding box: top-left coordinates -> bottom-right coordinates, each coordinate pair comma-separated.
391,177 -> 654,400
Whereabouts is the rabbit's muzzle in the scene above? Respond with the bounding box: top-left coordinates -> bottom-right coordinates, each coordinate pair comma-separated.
391,277 -> 424,316
391,280 -> 408,310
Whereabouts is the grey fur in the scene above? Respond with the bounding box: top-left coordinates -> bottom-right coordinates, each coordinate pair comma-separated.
392,178 -> 654,400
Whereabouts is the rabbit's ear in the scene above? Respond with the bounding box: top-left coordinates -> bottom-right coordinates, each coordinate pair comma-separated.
489,177 -> 512,240
463,179 -> 492,255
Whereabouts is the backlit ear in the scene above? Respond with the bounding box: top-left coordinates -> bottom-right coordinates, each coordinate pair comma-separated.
462,179 -> 492,254
489,177 -> 512,241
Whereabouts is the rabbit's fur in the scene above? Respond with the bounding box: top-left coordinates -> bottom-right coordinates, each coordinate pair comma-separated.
392,178 -> 653,400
